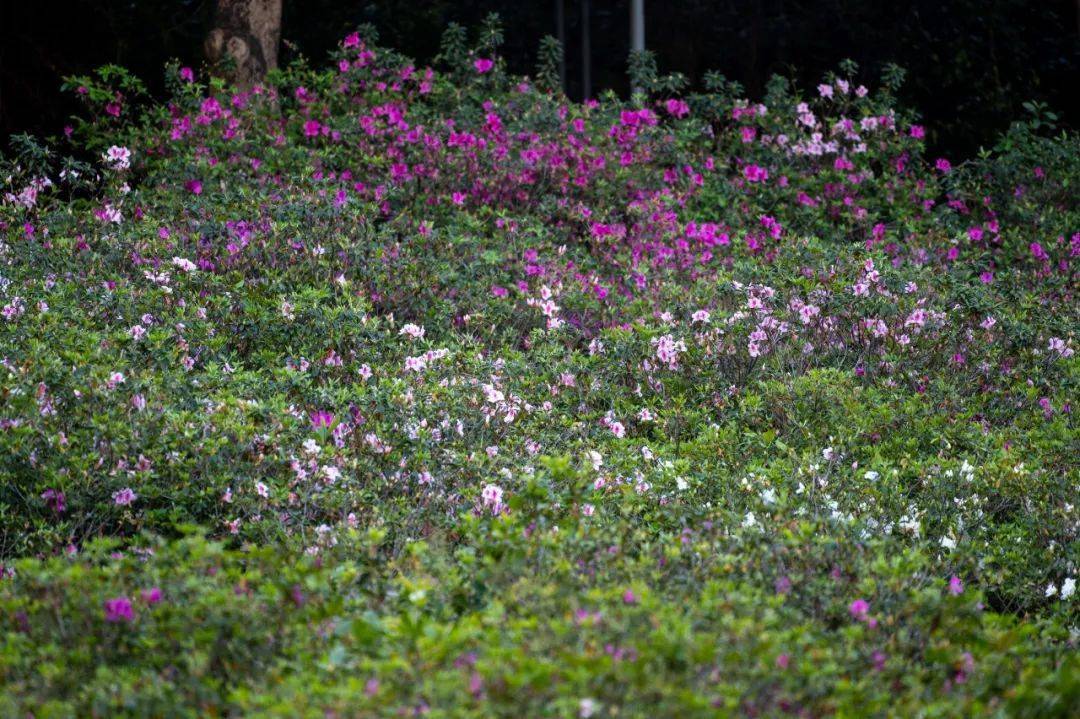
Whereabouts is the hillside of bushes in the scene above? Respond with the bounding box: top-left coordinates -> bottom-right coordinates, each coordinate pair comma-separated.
1,24 -> 1078,717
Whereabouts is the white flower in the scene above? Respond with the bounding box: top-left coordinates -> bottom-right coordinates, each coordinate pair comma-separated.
103,145 -> 132,170
1062,577 -> 1076,600
579,698 -> 599,718
1045,582 -> 1058,598
399,323 -> 425,340
171,257 -> 197,272
675,476 -> 689,491
863,470 -> 879,481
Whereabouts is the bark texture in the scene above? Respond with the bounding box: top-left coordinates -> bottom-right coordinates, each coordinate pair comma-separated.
204,0 -> 282,89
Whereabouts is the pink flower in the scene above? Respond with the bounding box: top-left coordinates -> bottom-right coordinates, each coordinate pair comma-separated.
848,598 -> 870,620
743,164 -> 768,183
112,487 -> 137,506
948,575 -> 964,596
480,483 -> 504,514
179,67 -> 195,83
185,179 -> 202,195
474,58 -> 494,74
141,587 -> 163,604
104,596 -> 134,622
935,158 -> 952,174
310,410 -> 335,430
664,99 -> 689,118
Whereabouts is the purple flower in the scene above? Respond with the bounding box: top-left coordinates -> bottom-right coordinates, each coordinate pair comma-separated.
41,488 -> 66,513
104,596 -> 134,623
474,58 -> 494,74
141,587 -> 163,604
310,410 -> 335,430
849,598 -> 870,620
112,487 -> 137,506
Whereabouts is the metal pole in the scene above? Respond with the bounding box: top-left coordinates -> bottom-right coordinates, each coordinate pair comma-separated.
581,0 -> 591,100
631,0 -> 645,54
630,0 -> 644,95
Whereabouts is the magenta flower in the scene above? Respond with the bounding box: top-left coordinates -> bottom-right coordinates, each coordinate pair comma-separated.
179,67 -> 194,83
185,179 -> 202,195
104,596 -> 134,623
743,164 -> 769,183
948,575 -> 964,596
310,410 -> 335,430
41,488 -> 66,514
474,58 -> 494,74
664,98 -> 689,118
849,598 -> 870,620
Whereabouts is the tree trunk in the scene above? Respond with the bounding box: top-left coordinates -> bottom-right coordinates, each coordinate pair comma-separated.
204,0 -> 282,89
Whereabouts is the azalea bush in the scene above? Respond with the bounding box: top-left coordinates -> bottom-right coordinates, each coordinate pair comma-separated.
1,22 -> 1078,718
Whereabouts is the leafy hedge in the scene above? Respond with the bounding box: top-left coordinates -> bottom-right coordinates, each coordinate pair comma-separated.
1,23 -> 1077,717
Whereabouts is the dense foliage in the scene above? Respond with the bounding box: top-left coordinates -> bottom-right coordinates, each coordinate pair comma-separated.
1,24 -> 1078,717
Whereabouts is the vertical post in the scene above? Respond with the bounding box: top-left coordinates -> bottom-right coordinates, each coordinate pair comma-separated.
631,0 -> 645,54
556,0 -> 566,92
630,0 -> 645,95
581,0 -> 591,100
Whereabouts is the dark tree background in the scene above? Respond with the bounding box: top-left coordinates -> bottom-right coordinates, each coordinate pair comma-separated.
2,0 -> 1077,156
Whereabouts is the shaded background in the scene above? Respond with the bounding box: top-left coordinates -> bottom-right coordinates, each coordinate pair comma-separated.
1,0 -> 1077,156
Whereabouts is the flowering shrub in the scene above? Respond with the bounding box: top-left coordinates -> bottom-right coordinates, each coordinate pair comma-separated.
1,25 -> 1077,717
